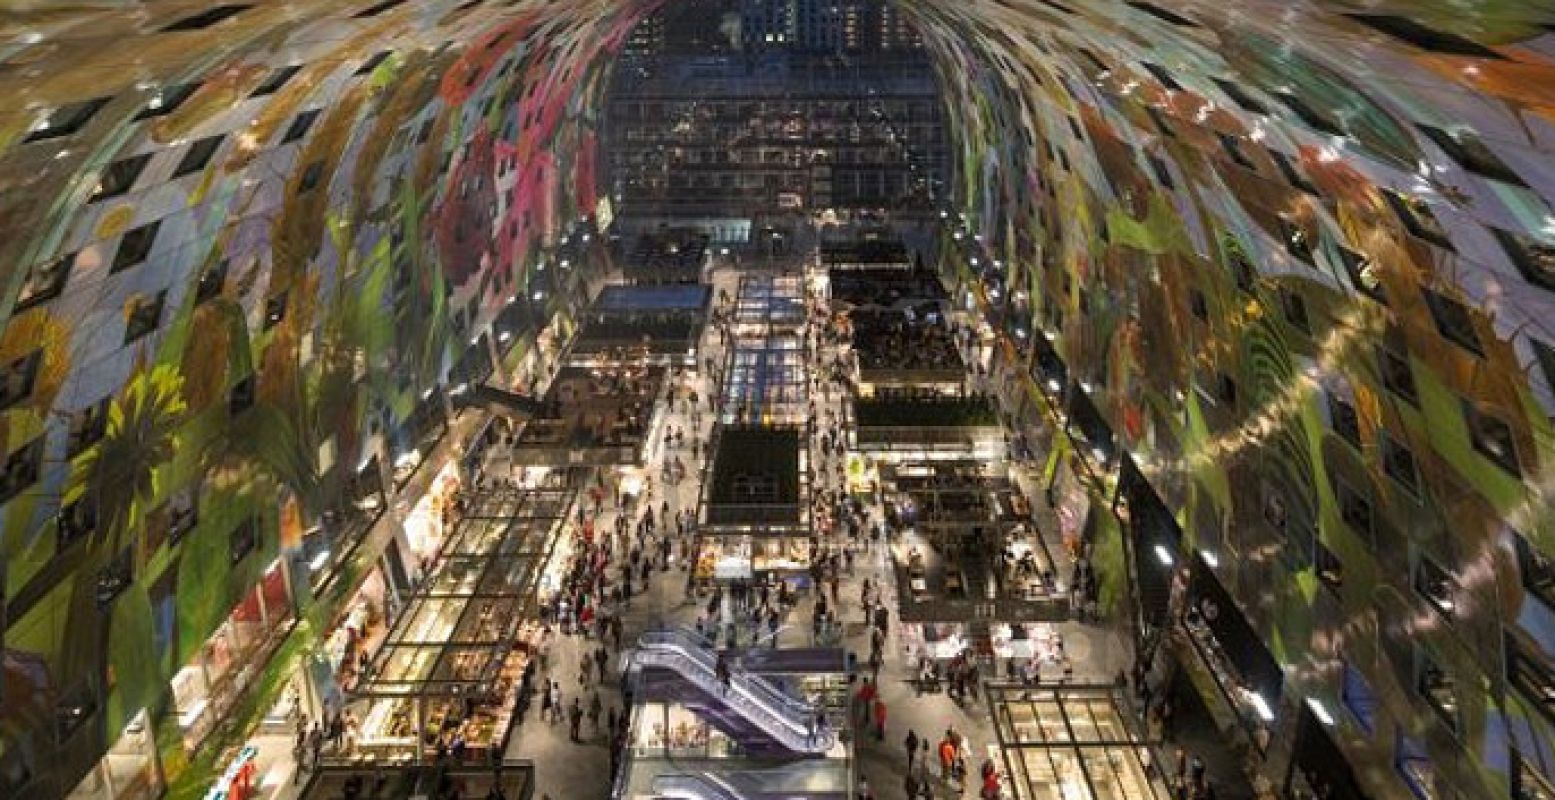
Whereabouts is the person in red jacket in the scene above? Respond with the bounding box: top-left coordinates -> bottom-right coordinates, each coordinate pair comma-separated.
872,697 -> 887,740
981,758 -> 1001,799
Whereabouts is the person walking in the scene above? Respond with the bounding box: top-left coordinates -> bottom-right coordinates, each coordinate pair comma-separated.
872,697 -> 887,741
905,729 -> 920,769
938,731 -> 957,786
588,692 -> 603,736
568,698 -> 584,742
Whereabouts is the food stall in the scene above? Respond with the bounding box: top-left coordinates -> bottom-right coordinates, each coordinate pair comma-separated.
350,484 -> 573,762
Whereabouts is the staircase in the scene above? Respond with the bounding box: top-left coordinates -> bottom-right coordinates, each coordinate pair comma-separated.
634,628 -> 836,754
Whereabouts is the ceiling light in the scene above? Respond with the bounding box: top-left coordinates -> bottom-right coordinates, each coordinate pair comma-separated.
1306,698 -> 1334,726
1250,693 -> 1276,722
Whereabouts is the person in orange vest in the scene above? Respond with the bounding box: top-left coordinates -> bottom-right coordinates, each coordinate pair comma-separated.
938,730 -> 957,784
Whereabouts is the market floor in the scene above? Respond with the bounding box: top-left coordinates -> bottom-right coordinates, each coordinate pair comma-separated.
503,263 -> 1138,800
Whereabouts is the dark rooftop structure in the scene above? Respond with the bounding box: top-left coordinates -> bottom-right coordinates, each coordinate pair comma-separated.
624,227 -> 709,283
703,426 -> 805,527
571,284 -> 710,358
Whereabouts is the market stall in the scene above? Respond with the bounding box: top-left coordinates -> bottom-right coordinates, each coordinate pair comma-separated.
350,485 -> 573,762
989,683 -> 1170,800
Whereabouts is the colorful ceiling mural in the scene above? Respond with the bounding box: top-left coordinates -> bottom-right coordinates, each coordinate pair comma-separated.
1,1 -> 1554,798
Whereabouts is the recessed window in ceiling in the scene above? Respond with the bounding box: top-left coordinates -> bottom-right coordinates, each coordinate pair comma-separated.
23,97 -> 112,143
1346,14 -> 1504,60
162,4 -> 252,32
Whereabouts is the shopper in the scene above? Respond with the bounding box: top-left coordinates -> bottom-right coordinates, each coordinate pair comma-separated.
568,697 -> 584,742
905,728 -> 920,768
587,692 -> 602,735
872,697 -> 887,740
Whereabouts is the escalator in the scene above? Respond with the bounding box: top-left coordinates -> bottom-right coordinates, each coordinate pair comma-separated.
651,771 -> 744,800
633,628 -> 835,755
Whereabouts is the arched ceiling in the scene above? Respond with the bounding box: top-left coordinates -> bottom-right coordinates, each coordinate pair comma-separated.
3,0 -> 1555,795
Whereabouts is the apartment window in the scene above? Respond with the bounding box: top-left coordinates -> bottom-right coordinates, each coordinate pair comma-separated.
1149,155 -> 1174,189
67,398 -> 111,458
282,109 -> 321,144
1225,243 -> 1256,294
229,374 -> 256,415
54,684 -> 98,744
13,253 -> 73,312
94,549 -> 133,609
1507,634 -> 1555,724
0,352 -> 42,411
1415,649 -> 1459,732
1275,90 -> 1344,136
1534,339 -> 1555,398
1463,400 -> 1519,476
1217,133 -> 1255,171
1347,14 -> 1503,60
123,291 -> 166,344
1328,392 -> 1361,446
1420,288 -> 1482,355
1315,542 -> 1343,590
1269,149 -> 1317,194
1279,288 -> 1310,334
1140,61 -> 1182,91
264,293 -> 288,330
1341,662 -> 1378,733
354,0 -> 407,17
355,50 -> 392,76
1214,78 -> 1269,115
231,516 -> 263,565
1417,125 -> 1526,186
162,4 -> 252,32
1396,732 -> 1438,799
1335,478 -> 1372,537
298,160 -> 325,193
1381,432 -> 1420,495
1337,247 -> 1387,304
110,221 -> 159,273
1517,532 -> 1555,610
1384,190 -> 1453,250
1127,1 -> 1198,27
1213,372 -> 1237,406
195,260 -> 229,304
1415,556 -> 1458,618
57,498 -> 98,549
90,153 -> 152,201
24,97 -> 112,143
1493,227 -> 1555,291
159,489 -> 199,549
1280,217 -> 1315,264
1514,749 -> 1555,800
133,83 -> 200,120
0,437 -> 45,505
173,135 -> 224,178
250,65 -> 301,97
1377,345 -> 1418,405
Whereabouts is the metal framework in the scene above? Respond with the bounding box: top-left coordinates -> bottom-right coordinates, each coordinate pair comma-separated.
986,683 -> 1169,800
355,486 -> 573,702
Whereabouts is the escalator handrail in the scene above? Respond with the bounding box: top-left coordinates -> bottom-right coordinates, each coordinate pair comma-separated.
638,628 -> 815,716
633,643 -> 835,752
651,772 -> 743,800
